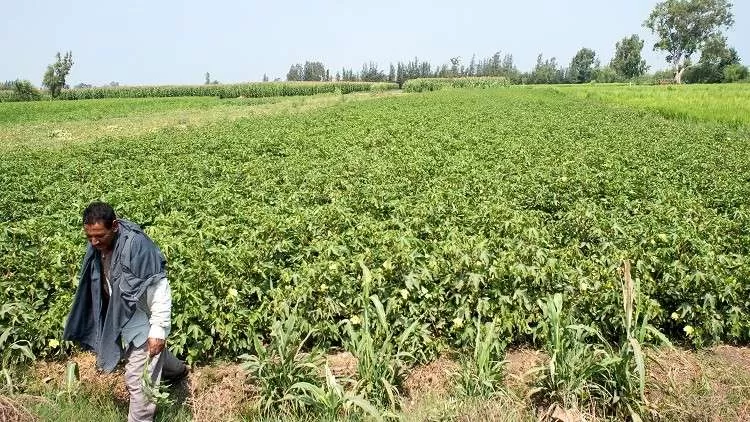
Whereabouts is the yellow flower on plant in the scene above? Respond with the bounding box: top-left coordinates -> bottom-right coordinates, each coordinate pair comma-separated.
227,288 -> 238,299
452,317 -> 464,328
399,289 -> 409,300
48,339 -> 60,348
683,325 -> 694,336
349,315 -> 361,326
671,312 -> 680,320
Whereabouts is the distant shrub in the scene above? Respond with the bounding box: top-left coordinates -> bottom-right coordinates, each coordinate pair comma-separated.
8,80 -> 42,102
723,64 -> 749,83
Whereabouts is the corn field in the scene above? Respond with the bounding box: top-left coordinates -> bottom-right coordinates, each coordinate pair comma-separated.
0,82 -> 398,102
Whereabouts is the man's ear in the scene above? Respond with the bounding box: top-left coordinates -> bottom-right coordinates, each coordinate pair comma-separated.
111,219 -> 119,232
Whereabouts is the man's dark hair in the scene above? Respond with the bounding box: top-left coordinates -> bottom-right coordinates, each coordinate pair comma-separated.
83,202 -> 117,228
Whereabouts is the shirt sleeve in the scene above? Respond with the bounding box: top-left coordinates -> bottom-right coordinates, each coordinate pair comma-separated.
147,277 -> 172,339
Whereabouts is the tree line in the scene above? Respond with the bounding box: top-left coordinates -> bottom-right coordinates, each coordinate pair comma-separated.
284,0 -> 745,86
2,0 -> 746,101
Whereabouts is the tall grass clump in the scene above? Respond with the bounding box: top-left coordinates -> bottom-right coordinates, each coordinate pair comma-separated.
455,319 -> 507,399
531,260 -> 671,420
342,263 -> 419,411
1,305 -> 35,394
287,364 -> 383,421
240,314 -> 324,416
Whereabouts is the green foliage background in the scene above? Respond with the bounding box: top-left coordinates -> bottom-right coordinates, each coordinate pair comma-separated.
1,87 -> 749,363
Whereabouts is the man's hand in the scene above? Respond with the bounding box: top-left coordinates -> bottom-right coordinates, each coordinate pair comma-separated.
147,337 -> 166,357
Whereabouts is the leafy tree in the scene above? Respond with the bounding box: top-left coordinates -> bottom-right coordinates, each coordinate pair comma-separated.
302,61 -> 327,81
449,57 -> 461,77
262,73 -> 269,82
12,80 -> 42,101
287,64 -> 303,81
396,63 -> 405,87
722,63 -> 748,82
472,52 -> 519,82
683,34 -> 741,83
205,72 -> 211,85
435,64 -> 450,78
611,35 -> 648,79
42,51 -> 74,98
644,0 -> 734,83
388,64 -> 395,83
360,62 -> 385,82
467,54 -> 477,76
527,54 -> 565,84
341,68 -> 357,81
500,54 -> 521,83
568,48 -> 598,83
592,66 -> 621,83
74,82 -> 92,89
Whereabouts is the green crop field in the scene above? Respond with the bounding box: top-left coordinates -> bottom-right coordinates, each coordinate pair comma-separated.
2,84 -> 748,356
550,82 -> 750,126
1,84 -> 749,420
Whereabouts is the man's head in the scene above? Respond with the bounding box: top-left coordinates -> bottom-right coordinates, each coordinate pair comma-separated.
83,202 -> 119,252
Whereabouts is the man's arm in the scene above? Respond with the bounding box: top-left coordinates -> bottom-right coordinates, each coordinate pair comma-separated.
146,277 -> 172,356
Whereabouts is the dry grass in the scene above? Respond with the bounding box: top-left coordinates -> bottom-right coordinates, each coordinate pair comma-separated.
646,346 -> 750,421
33,352 -> 127,402
403,355 -> 460,401
325,351 -> 358,379
505,348 -> 546,394
188,364 -> 253,422
0,395 -> 37,422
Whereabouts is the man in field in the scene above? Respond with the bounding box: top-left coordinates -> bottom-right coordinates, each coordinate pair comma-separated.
63,201 -> 187,422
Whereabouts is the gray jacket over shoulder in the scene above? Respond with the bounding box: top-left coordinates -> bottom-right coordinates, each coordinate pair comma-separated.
63,219 -> 167,373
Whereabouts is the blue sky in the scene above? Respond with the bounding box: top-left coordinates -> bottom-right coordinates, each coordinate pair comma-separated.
2,0 -> 748,86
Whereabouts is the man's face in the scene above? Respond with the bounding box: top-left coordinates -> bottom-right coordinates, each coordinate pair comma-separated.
84,220 -> 118,252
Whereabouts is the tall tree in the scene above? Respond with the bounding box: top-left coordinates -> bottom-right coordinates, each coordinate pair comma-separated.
42,51 -> 74,98
528,54 -> 565,84
449,57 -> 461,77
341,67 -> 356,81
205,72 -> 211,85
286,64 -> 303,81
684,34 -> 741,82
396,63 -> 405,87
360,62 -> 385,82
568,48 -> 598,83
302,61 -> 327,81
644,0 -> 734,83
611,35 -> 648,79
